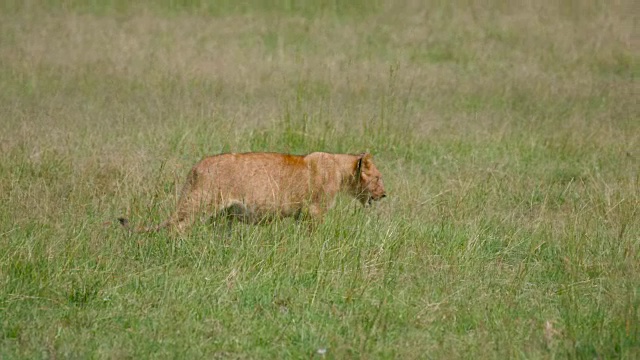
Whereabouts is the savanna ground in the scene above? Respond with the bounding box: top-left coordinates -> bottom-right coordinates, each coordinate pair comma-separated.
0,0 -> 638,358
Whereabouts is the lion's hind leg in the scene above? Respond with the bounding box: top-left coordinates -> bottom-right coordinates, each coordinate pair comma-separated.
169,188 -> 218,233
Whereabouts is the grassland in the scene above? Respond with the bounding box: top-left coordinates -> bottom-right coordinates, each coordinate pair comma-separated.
0,0 -> 638,358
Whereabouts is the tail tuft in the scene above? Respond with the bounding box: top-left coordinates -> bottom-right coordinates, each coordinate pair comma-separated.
117,217 -> 130,229
117,216 -> 170,233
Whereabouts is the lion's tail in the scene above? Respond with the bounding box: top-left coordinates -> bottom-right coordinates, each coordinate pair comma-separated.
117,217 -> 172,233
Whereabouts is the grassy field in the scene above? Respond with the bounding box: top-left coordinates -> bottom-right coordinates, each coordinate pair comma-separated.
1,0 -> 638,358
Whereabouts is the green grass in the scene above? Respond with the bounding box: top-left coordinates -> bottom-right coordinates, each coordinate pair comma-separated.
1,0 -> 638,358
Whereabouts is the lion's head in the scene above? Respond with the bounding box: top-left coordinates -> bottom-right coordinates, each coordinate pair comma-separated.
355,153 -> 387,205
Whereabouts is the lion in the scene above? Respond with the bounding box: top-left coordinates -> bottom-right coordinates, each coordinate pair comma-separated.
118,151 -> 386,233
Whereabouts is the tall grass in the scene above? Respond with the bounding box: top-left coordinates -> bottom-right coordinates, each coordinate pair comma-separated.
1,0 -> 638,358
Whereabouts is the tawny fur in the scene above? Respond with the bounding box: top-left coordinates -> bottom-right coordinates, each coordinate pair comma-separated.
118,152 -> 386,233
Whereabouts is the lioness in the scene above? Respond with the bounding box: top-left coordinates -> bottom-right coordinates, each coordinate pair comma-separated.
118,152 -> 386,233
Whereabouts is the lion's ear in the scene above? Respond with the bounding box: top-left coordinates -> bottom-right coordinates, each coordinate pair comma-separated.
360,152 -> 372,165
356,152 -> 372,177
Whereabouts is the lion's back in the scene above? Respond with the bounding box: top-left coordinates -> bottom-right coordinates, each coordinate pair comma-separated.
189,152 -> 311,210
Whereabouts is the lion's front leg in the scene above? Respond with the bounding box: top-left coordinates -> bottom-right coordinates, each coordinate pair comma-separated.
299,203 -> 327,233
308,203 -> 325,222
